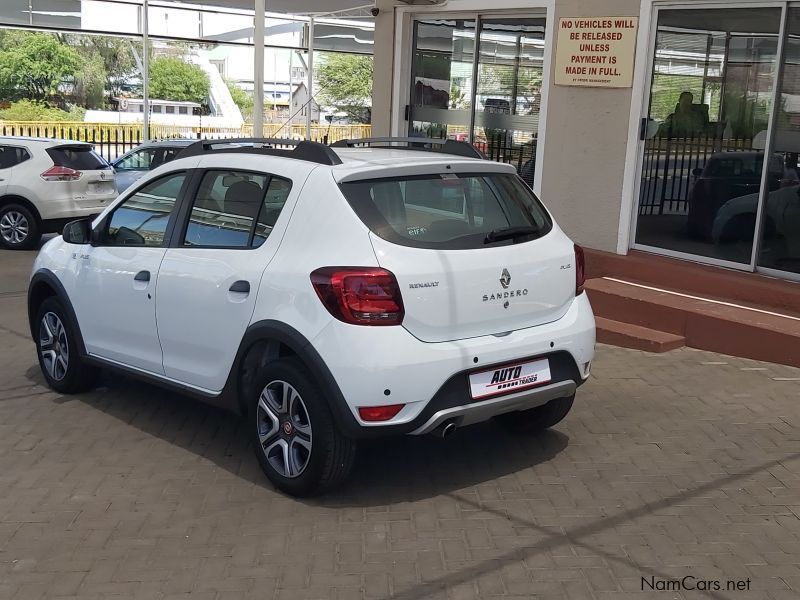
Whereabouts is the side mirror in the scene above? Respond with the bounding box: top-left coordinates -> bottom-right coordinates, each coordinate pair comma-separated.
62,218 -> 92,245
692,167 -> 704,178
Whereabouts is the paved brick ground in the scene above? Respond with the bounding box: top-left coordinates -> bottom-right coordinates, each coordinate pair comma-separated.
2,247 -> 800,599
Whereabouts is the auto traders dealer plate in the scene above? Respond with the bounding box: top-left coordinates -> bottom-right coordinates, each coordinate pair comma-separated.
469,358 -> 552,400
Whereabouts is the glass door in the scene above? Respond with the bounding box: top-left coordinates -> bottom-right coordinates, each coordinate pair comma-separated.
409,18 -> 477,141
634,7 -> 783,267
472,18 -> 545,187
409,15 -> 546,188
758,6 -> 800,277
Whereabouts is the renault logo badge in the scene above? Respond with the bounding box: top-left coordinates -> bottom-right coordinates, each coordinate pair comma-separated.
499,268 -> 511,289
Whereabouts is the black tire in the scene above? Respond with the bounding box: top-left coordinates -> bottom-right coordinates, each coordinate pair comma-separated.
249,358 -> 356,497
34,297 -> 99,394
494,394 -> 575,433
0,203 -> 41,250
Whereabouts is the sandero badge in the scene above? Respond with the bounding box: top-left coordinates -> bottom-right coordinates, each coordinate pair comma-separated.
484,268 -> 528,308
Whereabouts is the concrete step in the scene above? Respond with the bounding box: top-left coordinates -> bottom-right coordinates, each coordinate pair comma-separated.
585,248 -> 800,317
586,277 -> 800,367
595,316 -> 685,353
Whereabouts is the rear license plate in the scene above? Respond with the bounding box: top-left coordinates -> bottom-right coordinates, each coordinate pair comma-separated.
89,182 -> 114,193
469,358 -> 551,400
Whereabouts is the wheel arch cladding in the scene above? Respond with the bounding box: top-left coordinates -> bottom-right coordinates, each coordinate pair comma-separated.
28,270 -> 86,355
231,320 -> 359,435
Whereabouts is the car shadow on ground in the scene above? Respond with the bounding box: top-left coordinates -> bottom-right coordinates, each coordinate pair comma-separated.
27,365 -> 569,506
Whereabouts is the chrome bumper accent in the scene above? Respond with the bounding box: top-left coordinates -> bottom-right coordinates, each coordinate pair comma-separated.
409,380 -> 577,435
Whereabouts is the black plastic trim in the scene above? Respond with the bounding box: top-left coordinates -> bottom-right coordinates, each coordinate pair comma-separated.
331,137 -> 486,159
176,138 -> 343,166
28,269 -> 87,355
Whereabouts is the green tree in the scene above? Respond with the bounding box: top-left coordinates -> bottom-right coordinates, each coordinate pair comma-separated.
0,31 -> 82,102
149,57 -> 209,103
227,80 -> 253,120
69,35 -> 140,101
316,53 -> 373,123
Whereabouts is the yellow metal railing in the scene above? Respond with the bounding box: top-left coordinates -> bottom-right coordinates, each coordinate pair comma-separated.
0,121 -> 372,143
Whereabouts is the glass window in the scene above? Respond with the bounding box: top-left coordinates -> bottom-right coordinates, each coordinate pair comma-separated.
253,177 -> 292,247
0,145 -> 30,169
758,8 -> 800,275
47,146 -> 109,170
105,172 -> 185,247
635,7 -> 782,265
339,172 -> 552,250
184,170 -> 290,248
115,149 -> 156,171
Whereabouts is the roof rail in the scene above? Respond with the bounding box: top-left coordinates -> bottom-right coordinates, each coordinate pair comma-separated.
177,138 -> 343,166
330,137 -> 485,159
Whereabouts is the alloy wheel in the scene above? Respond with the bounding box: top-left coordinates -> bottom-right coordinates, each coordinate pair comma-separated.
0,211 -> 29,245
256,379 -> 313,478
39,312 -> 69,381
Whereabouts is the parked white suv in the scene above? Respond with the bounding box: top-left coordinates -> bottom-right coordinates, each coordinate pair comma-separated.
28,138 -> 595,496
0,137 -> 116,250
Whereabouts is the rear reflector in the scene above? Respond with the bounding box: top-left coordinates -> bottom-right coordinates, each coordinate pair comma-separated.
311,267 -> 404,326
358,404 -> 405,422
574,244 -> 586,296
41,165 -> 81,182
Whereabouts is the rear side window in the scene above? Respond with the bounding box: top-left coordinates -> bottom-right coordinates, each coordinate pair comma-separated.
0,145 -> 30,169
47,146 -> 108,170
183,170 -> 292,248
339,173 -> 552,250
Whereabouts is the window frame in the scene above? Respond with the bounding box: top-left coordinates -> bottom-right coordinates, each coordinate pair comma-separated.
172,168 -> 293,251
92,170 -> 190,248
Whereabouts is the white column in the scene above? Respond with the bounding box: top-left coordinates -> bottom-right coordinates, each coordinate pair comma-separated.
253,0 -> 265,138
306,16 -> 315,140
142,0 -> 150,140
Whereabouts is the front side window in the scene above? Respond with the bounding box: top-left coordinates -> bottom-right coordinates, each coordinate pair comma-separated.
339,172 -> 552,250
104,172 -> 185,246
183,171 -> 292,248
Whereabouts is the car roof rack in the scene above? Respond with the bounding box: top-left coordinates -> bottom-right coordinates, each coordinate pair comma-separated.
330,137 -> 485,159
177,137 -> 343,166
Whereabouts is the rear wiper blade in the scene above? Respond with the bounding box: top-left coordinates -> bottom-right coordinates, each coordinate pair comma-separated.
484,226 -> 540,244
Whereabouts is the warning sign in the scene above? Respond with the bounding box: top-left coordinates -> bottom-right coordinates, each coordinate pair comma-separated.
554,17 -> 638,88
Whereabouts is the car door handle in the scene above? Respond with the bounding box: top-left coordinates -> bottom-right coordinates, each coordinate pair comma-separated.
229,280 -> 250,294
134,270 -> 150,282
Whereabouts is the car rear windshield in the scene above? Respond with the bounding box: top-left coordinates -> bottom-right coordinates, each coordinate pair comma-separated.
339,172 -> 553,250
47,145 -> 109,170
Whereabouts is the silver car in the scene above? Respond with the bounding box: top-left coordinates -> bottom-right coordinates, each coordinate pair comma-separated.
111,139 -> 194,193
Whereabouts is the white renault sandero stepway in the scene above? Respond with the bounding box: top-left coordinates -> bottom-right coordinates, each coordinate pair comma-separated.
28,137 -> 596,496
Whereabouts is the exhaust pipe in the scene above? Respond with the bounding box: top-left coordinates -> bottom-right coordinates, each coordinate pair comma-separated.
433,420 -> 457,439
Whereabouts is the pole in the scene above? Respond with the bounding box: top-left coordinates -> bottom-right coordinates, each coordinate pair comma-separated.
306,16 -> 315,140
253,0 -> 266,138
143,0 -> 150,141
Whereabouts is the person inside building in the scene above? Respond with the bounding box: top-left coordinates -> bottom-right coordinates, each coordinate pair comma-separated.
658,91 -> 709,138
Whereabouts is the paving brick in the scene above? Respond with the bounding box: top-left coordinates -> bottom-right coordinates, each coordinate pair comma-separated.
3,247 -> 800,599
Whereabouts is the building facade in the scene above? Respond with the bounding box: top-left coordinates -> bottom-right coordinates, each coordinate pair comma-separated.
373,0 -> 800,283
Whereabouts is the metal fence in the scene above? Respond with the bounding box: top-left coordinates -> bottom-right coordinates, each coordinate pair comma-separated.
478,132 -> 537,189
0,121 -> 373,162
639,134 -> 755,216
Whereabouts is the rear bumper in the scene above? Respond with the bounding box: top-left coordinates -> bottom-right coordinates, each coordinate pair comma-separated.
411,380 -> 577,435
310,292 -> 595,437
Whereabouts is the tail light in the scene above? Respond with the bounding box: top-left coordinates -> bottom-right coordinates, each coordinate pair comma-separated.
574,244 -> 586,296
41,166 -> 81,181
311,267 -> 404,326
